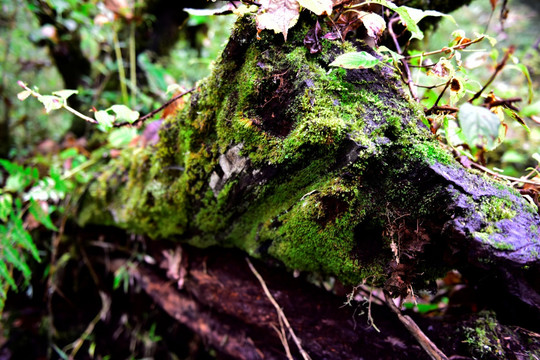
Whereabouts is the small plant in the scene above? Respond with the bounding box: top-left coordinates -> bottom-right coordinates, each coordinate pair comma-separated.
17,81 -> 139,132
0,160 -> 60,312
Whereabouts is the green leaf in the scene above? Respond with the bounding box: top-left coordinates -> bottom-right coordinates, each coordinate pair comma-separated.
366,0 -> 454,40
52,89 -> 78,100
110,105 -> 139,123
459,103 -> 501,151
507,63 -> 533,104
0,260 -> 17,290
329,51 -> 380,69
501,150 -> 526,164
415,303 -> 440,314
0,159 -> 19,174
138,53 -> 169,95
0,193 -> 13,222
10,213 -> 40,261
95,110 -> 115,132
37,95 -> 63,113
378,46 -> 404,64
108,128 -> 138,148
520,101 -> 540,117
3,245 -> 31,279
17,90 -> 32,101
4,172 -> 32,193
442,116 -> 468,147
29,199 -> 58,231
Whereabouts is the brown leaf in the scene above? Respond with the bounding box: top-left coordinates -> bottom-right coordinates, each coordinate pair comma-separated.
298,0 -> 333,16
358,11 -> 386,40
105,0 -> 133,20
160,247 -> 187,289
162,89 -> 187,120
256,0 -> 300,41
490,0 -> 498,11
304,20 -> 322,54
450,78 -> 462,92
428,58 -> 453,78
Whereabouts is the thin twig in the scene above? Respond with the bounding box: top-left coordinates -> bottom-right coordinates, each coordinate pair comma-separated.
470,162 -> 540,186
415,81 -> 450,89
65,291 -> 111,358
388,17 -> 418,101
114,87 -> 196,127
112,26 -> 129,105
404,36 -> 485,60
271,318 -> 294,360
469,46 -> 515,103
429,78 -> 452,111
384,291 -> 449,360
367,286 -> 381,332
246,257 -> 311,360
425,105 -> 459,115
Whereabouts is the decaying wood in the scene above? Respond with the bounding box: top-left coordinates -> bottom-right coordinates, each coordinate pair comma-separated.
74,9 -> 540,359
384,291 -> 448,360
107,244 -> 540,359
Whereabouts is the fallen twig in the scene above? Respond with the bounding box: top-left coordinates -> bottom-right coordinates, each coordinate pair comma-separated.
246,257 -> 312,360
470,162 -> 540,186
384,291 -> 449,360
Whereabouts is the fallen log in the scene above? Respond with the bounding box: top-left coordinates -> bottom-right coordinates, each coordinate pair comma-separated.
76,11 -> 540,357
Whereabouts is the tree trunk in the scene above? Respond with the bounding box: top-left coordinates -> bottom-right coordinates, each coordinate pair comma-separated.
75,12 -> 540,359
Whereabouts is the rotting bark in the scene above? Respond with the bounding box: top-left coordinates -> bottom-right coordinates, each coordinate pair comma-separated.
75,11 -> 540,358
103,242 -> 539,360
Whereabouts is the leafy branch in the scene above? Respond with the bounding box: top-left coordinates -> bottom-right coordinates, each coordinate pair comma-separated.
17,81 -> 196,132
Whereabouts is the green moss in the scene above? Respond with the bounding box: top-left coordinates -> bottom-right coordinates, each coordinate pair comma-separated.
409,141 -> 455,165
76,13 -> 482,288
480,197 -> 517,222
265,179 -> 385,285
462,311 -> 507,359
474,232 -> 515,250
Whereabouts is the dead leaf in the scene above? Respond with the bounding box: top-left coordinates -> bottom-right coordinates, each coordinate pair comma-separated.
304,20 -> 322,54
450,78 -> 462,92
162,89 -> 187,119
257,0 -> 301,41
428,58 -> 453,78
323,31 -> 340,40
105,0 -> 133,20
160,246 -> 187,289
490,0 -> 498,11
298,0 -> 333,16
358,11 -> 386,40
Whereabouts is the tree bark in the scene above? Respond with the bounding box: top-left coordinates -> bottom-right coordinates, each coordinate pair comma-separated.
75,11 -> 540,359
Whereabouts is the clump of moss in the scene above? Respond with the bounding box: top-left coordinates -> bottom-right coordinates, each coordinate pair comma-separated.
461,311 -> 507,359
480,197 -> 517,222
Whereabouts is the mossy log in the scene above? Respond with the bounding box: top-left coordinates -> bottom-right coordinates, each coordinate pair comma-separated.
77,13 -> 540,358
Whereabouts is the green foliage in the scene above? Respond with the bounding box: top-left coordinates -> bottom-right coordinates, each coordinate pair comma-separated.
365,0 -> 455,40
420,1 -> 540,172
329,51 -> 380,69
458,103 -> 503,151
0,160 -> 62,313
0,141 -> 94,313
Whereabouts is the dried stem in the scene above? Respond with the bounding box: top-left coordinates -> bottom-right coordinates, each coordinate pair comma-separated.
404,37 -> 485,60
384,291 -> 449,360
246,257 -> 311,360
469,46 -> 515,103
114,87 -> 196,127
